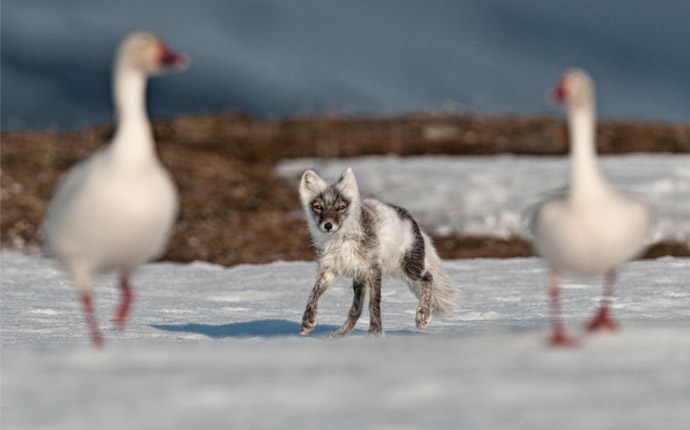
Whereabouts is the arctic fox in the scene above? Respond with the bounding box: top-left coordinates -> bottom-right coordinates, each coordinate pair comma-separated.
298,167 -> 459,337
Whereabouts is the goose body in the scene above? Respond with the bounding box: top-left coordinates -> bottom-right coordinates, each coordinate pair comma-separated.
532,183 -> 650,277
43,145 -> 177,276
529,69 -> 652,345
41,32 -> 187,346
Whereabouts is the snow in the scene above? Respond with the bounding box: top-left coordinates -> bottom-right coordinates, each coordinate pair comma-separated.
2,251 -> 690,429
276,154 -> 690,244
2,152 -> 689,428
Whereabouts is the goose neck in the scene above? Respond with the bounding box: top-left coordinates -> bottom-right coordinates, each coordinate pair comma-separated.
568,104 -> 606,199
111,64 -> 155,162
113,64 -> 148,125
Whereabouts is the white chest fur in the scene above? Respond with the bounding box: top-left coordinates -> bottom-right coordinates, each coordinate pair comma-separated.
318,237 -> 372,279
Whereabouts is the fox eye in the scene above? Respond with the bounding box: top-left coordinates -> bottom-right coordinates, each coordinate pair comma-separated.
337,204 -> 347,212
312,203 -> 322,213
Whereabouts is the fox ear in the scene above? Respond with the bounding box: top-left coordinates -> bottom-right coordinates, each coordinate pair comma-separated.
299,170 -> 327,202
337,167 -> 359,198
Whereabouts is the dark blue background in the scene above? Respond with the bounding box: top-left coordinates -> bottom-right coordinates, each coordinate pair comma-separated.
2,0 -> 689,130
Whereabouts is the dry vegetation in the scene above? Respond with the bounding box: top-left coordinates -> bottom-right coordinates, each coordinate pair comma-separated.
2,112 -> 689,266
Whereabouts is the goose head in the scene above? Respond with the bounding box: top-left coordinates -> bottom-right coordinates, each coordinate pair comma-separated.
550,68 -> 595,111
116,32 -> 188,76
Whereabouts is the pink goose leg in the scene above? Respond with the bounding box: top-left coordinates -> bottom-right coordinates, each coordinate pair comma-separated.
82,292 -> 104,348
114,276 -> 134,328
587,271 -> 618,332
548,273 -> 580,347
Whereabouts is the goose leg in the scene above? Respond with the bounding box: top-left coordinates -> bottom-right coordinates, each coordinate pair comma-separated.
548,272 -> 579,347
81,292 -> 104,348
114,276 -> 134,328
587,271 -> 618,332
72,266 -> 104,347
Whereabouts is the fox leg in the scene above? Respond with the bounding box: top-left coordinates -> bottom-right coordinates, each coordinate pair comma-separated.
399,241 -> 433,330
326,278 -> 366,338
300,269 -> 335,335
366,265 -> 384,337
415,273 -> 434,330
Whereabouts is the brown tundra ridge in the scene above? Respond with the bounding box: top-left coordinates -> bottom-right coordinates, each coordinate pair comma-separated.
2,111 -> 689,266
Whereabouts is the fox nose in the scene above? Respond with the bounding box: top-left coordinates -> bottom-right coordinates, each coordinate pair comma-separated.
324,222 -> 333,231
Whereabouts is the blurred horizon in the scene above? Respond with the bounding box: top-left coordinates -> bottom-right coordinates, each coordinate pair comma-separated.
2,0 -> 689,131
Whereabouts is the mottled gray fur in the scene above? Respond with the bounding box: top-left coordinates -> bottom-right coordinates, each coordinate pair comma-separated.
298,167 -> 460,337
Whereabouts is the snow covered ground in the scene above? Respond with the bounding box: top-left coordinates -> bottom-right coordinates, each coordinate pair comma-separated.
3,152 -> 689,428
2,251 -> 689,429
277,154 -> 690,244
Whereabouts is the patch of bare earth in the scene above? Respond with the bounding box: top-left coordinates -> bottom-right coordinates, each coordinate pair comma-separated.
2,112 -> 689,266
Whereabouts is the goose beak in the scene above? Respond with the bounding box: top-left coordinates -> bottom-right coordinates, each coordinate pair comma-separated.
158,42 -> 188,69
548,79 -> 566,104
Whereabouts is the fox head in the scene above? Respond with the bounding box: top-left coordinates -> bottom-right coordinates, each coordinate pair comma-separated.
299,167 -> 360,235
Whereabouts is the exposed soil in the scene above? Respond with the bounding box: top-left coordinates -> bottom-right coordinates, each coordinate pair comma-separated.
2,112 -> 689,266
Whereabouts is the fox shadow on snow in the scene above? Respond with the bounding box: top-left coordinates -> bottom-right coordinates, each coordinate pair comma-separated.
151,319 -> 421,338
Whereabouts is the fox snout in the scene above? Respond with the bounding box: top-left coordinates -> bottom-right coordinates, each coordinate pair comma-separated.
319,220 -> 340,233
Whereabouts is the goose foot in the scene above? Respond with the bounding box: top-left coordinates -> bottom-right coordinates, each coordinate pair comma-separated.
586,307 -> 618,332
548,326 -> 580,348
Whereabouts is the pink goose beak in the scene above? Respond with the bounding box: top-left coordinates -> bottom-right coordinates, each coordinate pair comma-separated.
158,42 -> 188,69
549,79 -> 567,104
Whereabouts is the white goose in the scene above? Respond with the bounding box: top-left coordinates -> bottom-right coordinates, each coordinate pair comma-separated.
41,32 -> 187,347
529,69 -> 652,346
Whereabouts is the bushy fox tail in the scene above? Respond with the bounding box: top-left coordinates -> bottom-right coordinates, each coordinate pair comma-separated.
425,254 -> 460,316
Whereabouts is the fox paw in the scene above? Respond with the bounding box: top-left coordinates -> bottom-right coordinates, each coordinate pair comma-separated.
325,330 -> 348,339
299,322 -> 315,335
416,306 -> 432,330
366,328 -> 384,338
